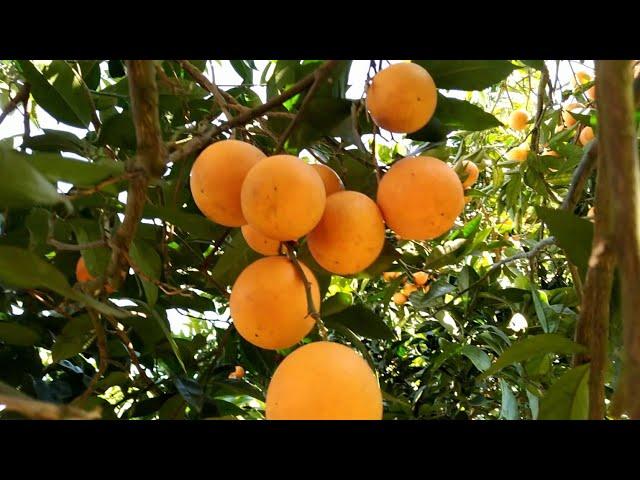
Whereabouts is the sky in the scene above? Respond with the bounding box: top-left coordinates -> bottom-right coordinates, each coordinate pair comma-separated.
0,60 -> 593,336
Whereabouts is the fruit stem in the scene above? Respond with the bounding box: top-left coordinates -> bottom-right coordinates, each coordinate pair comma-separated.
284,241 -> 329,341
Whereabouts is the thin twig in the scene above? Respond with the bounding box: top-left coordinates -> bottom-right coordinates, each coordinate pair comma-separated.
169,60 -> 340,163
74,309 -> 109,405
284,242 -> 328,340
48,238 -> 107,251
0,83 -> 30,126
179,60 -> 233,121
530,66 -> 550,154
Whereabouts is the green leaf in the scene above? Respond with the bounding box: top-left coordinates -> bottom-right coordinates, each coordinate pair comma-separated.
210,230 -> 261,288
530,285 -> 549,333
229,60 -> 254,84
460,345 -> 491,372
136,301 -> 186,374
143,204 -> 227,240
174,377 -> 203,412
17,60 -> 92,128
481,334 -> 586,378
536,206 -> 594,279
97,371 -> 130,389
21,129 -> 89,156
409,277 -> 456,309
130,240 -> 161,306
499,379 -> 519,420
78,61 -> 101,90
324,304 -> 395,340
52,314 -> 94,363
539,364 -> 590,420
0,322 -> 41,346
435,95 -> 503,132
26,152 -> 124,189
320,292 -> 353,317
412,60 -> 517,91
0,148 -> 68,209
520,60 -> 546,71
97,110 -> 137,150
25,208 -> 51,251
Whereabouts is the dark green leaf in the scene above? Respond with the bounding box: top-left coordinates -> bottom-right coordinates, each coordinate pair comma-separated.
97,110 -> 137,150
26,151 -> 124,189
530,285 -> 549,333
210,230 -> 261,288
143,204 -> 227,240
536,206 -> 594,279
435,95 -> 503,132
499,379 -> 519,420
324,304 -> 394,340
320,292 -> 353,317
520,60 -> 546,71
460,345 -> 491,372
21,129 -> 89,156
25,208 -> 51,251
174,377 -> 203,412
481,334 -> 586,378
539,364 -> 589,420
130,240 -> 161,306
412,60 -> 517,91
0,322 -> 41,346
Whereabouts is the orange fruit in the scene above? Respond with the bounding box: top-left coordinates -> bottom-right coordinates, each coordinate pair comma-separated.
401,282 -> 418,296
366,62 -> 438,134
230,256 -> 319,350
265,341 -> 383,420
579,126 -> 595,146
76,257 -> 115,293
586,85 -> 596,101
190,140 -> 266,227
562,103 -> 585,127
507,147 -> 529,163
464,195 -> 472,205
376,156 -> 464,240
241,155 -> 326,241
307,191 -> 385,275
508,110 -> 529,131
412,271 -> 429,286
572,70 -> 592,87
241,224 -> 283,256
228,365 -> 245,380
461,161 -> 479,189
392,292 -> 408,305
383,271 -> 402,282
311,164 -> 345,196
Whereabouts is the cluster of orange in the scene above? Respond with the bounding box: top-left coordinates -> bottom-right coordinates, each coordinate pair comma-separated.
506,70 -> 596,163
382,270 -> 431,306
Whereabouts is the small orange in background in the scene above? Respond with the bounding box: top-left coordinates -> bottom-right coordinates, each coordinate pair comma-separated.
572,70 -> 592,88
579,126 -> 595,146
507,147 -> 529,163
241,224 -> 283,256
383,271 -> 402,282
392,292 -> 408,305
366,62 -> 438,134
562,103 -> 585,127
412,271 -> 429,286
460,161 -> 479,189
228,366 -> 245,380
508,110 -> 529,131
76,257 -> 115,293
311,164 -> 345,196
401,282 -> 419,297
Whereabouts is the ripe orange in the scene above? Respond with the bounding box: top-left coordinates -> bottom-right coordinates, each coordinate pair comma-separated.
307,191 -> 385,275
392,292 -> 408,305
562,103 -> 585,127
412,271 -> 429,286
461,161 -> 479,189
241,224 -> 283,256
190,140 -> 266,227
579,126 -> 595,146
376,156 -> 464,240
366,62 -> 438,134
230,256 -> 319,350
508,110 -> 529,131
241,155 -> 326,241
586,85 -> 596,101
573,71 -> 592,87
265,341 -> 383,420
507,147 -> 529,163
311,164 -> 345,196
383,271 -> 402,282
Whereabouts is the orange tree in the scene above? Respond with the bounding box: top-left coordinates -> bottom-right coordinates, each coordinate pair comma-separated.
0,59 -> 638,419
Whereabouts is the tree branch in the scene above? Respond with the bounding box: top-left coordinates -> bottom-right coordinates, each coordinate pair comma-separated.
179,60 -> 233,122
48,238 -> 107,251
530,65 -> 549,155
284,242 -> 328,340
168,60 -> 340,164
274,62 -> 339,153
596,60 -> 640,419
0,83 -> 30,126
107,61 -> 166,289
